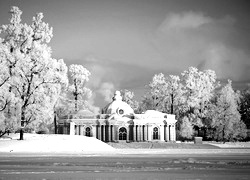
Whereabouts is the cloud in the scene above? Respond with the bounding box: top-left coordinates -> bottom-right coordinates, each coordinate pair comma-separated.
86,92 -> 100,114
69,55 -> 158,107
153,11 -> 250,83
98,82 -> 115,103
159,11 -> 212,31
199,43 -> 250,81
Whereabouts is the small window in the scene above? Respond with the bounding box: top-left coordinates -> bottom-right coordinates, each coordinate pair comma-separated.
118,108 -> 124,115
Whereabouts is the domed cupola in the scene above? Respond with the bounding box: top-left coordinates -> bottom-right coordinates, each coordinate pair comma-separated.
102,91 -> 134,116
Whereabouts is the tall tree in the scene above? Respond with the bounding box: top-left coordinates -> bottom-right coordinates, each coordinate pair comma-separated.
68,64 -> 91,112
146,73 -> 167,111
212,80 -> 247,142
0,7 -> 68,140
181,67 -> 219,134
239,87 -> 250,130
179,116 -> 194,140
165,75 -> 184,116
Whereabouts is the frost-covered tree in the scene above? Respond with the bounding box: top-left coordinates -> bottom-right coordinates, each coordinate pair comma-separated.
239,87 -> 250,130
181,67 -> 219,134
146,73 -> 167,111
212,80 -> 247,142
68,64 -> 91,112
179,116 -> 194,140
181,67 -> 218,112
0,7 -> 68,140
165,75 -> 184,116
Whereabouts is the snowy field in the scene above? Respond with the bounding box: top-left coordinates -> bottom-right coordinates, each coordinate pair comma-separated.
0,133 -> 115,154
1,133 -> 250,155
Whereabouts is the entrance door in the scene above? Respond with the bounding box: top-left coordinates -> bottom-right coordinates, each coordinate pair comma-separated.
119,127 -> 127,140
85,127 -> 91,137
153,127 -> 159,140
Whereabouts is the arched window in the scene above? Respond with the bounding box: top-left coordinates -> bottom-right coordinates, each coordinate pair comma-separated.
119,127 -> 127,140
153,127 -> 159,140
85,127 -> 91,137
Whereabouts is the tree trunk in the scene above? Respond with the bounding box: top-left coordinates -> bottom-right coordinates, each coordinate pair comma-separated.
74,79 -> 78,112
54,110 -> 57,134
75,95 -> 78,112
197,127 -> 200,137
203,128 -> 207,140
171,93 -> 174,114
20,128 -> 24,140
19,107 -> 25,140
222,126 -> 225,143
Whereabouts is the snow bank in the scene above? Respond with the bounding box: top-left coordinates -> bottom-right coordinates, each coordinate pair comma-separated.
0,133 -> 115,153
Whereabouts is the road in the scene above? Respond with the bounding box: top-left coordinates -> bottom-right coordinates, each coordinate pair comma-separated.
0,153 -> 250,180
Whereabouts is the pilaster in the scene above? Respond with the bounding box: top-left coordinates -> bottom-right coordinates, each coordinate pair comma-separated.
144,125 -> 148,141
147,125 -> 152,141
108,125 -> 112,142
98,125 -> 101,140
165,125 -> 169,142
103,125 -> 106,142
92,125 -> 97,138
70,122 -> 75,135
133,125 -> 137,141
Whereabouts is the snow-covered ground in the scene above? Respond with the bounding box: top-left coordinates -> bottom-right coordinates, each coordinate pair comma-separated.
1,134 -> 250,155
205,141 -> 250,148
0,133 -> 115,154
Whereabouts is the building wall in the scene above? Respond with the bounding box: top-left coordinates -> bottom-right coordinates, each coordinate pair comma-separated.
58,119 -> 177,142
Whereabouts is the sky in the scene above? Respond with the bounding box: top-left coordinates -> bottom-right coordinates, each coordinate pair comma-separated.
0,0 -> 250,110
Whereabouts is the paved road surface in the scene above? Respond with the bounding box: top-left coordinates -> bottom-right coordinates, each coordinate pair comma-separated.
0,153 -> 250,180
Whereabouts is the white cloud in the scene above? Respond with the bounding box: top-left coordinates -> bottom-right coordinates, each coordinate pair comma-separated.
87,92 -> 100,114
98,82 -> 115,102
159,11 -> 212,31
153,11 -> 250,83
201,43 -> 250,81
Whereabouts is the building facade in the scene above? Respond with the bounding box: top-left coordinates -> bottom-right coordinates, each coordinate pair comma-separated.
58,91 -> 177,142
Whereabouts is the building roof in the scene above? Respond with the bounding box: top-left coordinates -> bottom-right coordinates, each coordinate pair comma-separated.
102,91 -> 134,115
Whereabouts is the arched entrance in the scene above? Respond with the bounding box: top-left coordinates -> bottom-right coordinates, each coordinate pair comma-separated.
119,127 -> 127,140
153,127 -> 159,140
85,127 -> 91,137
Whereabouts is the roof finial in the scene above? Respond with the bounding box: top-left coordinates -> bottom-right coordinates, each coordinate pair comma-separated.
113,90 -> 122,101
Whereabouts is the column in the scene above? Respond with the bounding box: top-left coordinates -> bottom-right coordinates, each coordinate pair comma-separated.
112,125 -> 115,142
108,125 -> 112,142
160,125 -> 165,141
82,126 -> 85,136
79,124 -> 82,135
70,122 -> 75,135
170,125 -> 174,141
141,125 -> 144,141
133,125 -> 137,141
141,126 -> 143,141
75,125 -> 79,135
103,125 -> 106,142
92,125 -> 97,138
138,125 -> 141,142
136,126 -> 140,142
126,127 -> 130,142
142,126 -> 144,141
98,125 -> 101,140
148,125 -> 152,141
144,125 -> 148,141
165,125 -> 169,142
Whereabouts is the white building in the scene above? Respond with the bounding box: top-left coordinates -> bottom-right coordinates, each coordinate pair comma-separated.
58,91 -> 177,142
